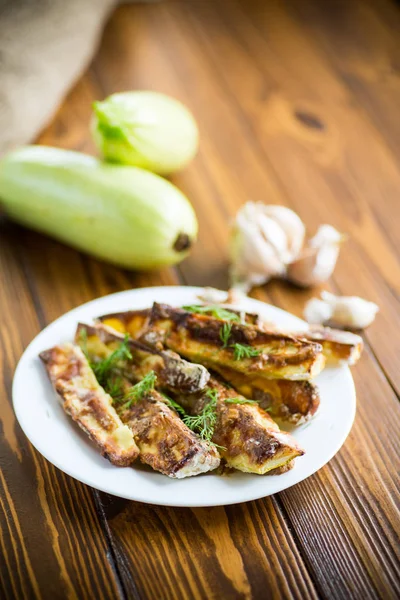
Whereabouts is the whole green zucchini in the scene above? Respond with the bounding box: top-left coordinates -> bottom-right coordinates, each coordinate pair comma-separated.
0,146 -> 198,269
92,91 -> 199,175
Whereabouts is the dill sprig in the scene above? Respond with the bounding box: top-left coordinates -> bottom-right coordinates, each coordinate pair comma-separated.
231,343 -> 262,361
219,322 -> 232,348
224,398 -> 258,405
218,322 -> 262,361
91,334 -> 132,388
183,388 -> 219,444
183,305 -> 240,322
105,376 -> 125,402
120,371 -> 157,410
78,328 -> 131,399
161,392 -> 186,417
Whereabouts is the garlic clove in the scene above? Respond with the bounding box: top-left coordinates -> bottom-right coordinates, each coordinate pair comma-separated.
262,205 -> 306,263
304,297 -> 334,325
287,247 -> 320,287
229,202 -> 305,291
258,213 -> 289,258
309,224 -> 345,248
321,291 -> 379,329
287,224 -> 345,288
196,287 -> 248,307
304,291 -> 379,329
196,288 -> 229,304
225,287 -> 249,305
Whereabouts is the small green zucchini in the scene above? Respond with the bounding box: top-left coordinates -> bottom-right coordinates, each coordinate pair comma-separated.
0,146 -> 198,269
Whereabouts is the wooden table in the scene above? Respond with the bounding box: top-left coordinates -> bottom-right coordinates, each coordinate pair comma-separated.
1,1 -> 400,598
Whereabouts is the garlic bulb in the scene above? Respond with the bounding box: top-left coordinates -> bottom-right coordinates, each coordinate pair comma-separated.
304,291 -> 379,329
287,225 -> 345,287
230,202 -> 305,291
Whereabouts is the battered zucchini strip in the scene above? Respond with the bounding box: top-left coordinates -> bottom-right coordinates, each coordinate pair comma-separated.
256,322 -> 363,366
139,303 -> 325,381
174,306 -> 364,367
39,343 -> 139,466
76,323 -> 210,394
211,366 -> 320,425
300,326 -> 363,366
173,378 -> 305,474
118,389 -> 220,478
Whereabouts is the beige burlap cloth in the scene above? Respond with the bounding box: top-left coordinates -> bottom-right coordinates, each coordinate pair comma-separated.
0,0 -> 123,155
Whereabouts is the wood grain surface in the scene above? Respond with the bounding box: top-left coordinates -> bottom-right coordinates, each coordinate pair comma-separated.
1,0 -> 399,598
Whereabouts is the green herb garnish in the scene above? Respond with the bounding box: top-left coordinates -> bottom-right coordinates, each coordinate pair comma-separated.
218,323 -> 262,361
224,398 -> 258,405
91,334 -> 132,388
121,371 -> 157,410
183,305 -> 240,322
219,322 -> 232,348
183,388 -> 219,444
105,376 -> 125,402
231,343 -> 262,361
80,330 -> 132,398
161,392 -> 186,417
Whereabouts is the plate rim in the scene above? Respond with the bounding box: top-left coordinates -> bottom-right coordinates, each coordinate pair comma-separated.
13,285 -> 356,507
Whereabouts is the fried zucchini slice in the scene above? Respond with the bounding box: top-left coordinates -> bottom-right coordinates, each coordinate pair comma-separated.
139,303 -> 325,381
212,366 -> 320,424
40,343 -> 139,466
119,390 -> 220,478
76,323 -> 210,395
220,309 -> 363,366
174,378 -> 305,474
174,305 -> 363,367
303,326 -> 363,366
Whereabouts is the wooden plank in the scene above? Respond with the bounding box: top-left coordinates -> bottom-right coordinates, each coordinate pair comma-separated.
161,0 -> 400,396
0,220 -> 121,600
254,282 -> 400,599
103,499 -> 317,600
88,2 -> 400,598
2,1 -> 399,598
287,0 -> 400,159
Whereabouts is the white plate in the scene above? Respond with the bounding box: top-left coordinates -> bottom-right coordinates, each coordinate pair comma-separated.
13,286 -> 356,507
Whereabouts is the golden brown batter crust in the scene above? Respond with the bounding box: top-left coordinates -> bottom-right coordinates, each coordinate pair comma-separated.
76,322 -> 210,395
213,367 -> 320,424
174,378 -> 304,474
139,303 -> 325,381
119,390 -> 220,478
40,344 -> 139,466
